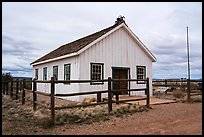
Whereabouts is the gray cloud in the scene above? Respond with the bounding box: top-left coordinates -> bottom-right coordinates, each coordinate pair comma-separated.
2,2 -> 202,79
2,66 -> 32,73
2,35 -> 38,55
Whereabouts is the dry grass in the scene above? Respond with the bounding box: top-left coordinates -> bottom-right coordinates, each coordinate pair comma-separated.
172,90 -> 185,98
54,103 -> 148,125
190,95 -> 202,102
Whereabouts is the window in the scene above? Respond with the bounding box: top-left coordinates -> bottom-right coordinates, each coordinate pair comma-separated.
90,63 -> 104,84
136,66 -> 146,84
53,66 -> 58,80
64,64 -> 71,83
43,67 -> 47,80
35,69 -> 38,80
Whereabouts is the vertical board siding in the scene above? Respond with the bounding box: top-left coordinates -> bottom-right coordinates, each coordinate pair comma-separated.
79,26 -> 153,101
32,26 -> 154,102
32,56 -> 80,101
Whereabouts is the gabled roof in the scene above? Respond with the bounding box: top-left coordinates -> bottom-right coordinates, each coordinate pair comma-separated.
30,23 -> 119,65
31,18 -> 156,66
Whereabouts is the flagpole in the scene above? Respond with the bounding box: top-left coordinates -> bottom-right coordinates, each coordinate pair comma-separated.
186,26 -> 191,102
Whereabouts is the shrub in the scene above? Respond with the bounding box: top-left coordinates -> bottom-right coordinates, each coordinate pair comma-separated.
82,97 -> 96,104
172,90 -> 184,98
41,118 -> 55,129
55,103 -> 149,125
181,95 -> 202,103
190,95 -> 202,103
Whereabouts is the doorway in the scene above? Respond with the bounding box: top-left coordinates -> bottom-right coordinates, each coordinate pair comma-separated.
112,67 -> 129,95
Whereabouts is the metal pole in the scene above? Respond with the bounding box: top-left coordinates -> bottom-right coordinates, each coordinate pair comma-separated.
186,26 -> 191,102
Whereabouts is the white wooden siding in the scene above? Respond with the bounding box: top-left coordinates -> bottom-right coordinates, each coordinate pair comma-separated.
32,56 -> 80,101
32,25 -> 154,102
79,27 -> 153,101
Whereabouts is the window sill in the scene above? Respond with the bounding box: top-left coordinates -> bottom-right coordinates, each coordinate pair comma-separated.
90,82 -> 104,85
63,83 -> 70,85
136,82 -> 146,84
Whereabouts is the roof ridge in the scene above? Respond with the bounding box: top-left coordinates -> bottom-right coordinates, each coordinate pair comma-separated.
60,24 -> 116,50
31,23 -> 118,65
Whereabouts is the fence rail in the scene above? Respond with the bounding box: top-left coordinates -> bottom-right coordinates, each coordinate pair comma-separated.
55,90 -> 108,97
2,77 -> 150,125
153,79 -> 202,102
153,79 -> 202,87
153,79 -> 201,82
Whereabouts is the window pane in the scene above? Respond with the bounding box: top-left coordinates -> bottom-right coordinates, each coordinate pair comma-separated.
98,74 -> 101,80
91,63 -> 103,82
93,65 -> 96,73
64,64 -> 70,81
137,66 -> 145,81
43,67 -> 47,80
35,69 -> 38,80
53,66 -> 58,80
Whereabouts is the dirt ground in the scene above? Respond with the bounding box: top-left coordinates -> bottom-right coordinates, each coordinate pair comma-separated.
2,92 -> 202,135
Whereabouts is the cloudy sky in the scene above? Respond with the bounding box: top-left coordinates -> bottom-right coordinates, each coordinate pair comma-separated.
2,2 -> 202,79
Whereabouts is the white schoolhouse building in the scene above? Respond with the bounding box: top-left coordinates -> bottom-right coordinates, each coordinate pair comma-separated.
30,16 -> 157,102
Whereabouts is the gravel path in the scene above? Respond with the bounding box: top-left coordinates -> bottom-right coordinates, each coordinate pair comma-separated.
2,93 -> 202,135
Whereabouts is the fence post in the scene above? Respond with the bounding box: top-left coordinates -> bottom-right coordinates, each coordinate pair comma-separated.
50,77 -> 55,125
165,79 -> 167,87
2,80 -> 5,95
187,79 -> 191,102
33,79 -> 37,111
108,77 -> 112,113
10,80 -> 13,98
16,79 -> 19,100
97,92 -> 101,103
115,92 -> 119,105
19,80 -> 22,92
146,77 -> 150,108
22,79 -> 25,105
8,81 -> 11,96
6,81 -> 9,95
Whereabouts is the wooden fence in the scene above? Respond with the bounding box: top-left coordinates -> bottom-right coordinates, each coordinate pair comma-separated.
153,79 -> 202,102
2,77 -> 150,125
153,79 -> 202,87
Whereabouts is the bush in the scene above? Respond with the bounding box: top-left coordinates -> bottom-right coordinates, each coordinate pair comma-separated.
172,90 -> 184,98
190,95 -> 202,103
40,117 -> 55,129
55,104 -> 149,125
2,72 -> 13,82
181,95 -> 202,103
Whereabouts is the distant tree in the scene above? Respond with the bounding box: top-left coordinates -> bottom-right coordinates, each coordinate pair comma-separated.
2,72 -> 13,82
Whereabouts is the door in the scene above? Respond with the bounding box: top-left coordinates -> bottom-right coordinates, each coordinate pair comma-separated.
112,68 -> 128,95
